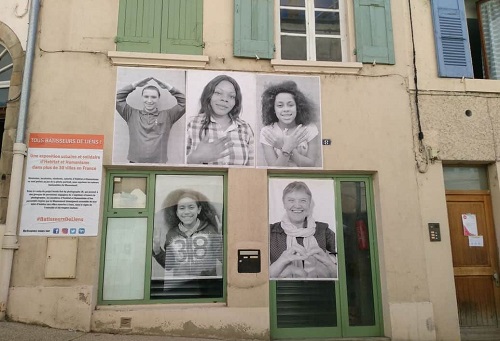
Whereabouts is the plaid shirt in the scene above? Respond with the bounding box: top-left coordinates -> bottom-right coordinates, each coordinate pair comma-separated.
186,114 -> 254,166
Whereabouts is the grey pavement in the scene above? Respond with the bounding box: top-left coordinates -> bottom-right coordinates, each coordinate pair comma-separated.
0,321 -> 227,341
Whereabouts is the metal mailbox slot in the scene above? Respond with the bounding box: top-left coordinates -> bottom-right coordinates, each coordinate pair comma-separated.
238,249 -> 261,273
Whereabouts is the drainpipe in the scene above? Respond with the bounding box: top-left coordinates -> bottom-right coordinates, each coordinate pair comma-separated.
0,0 -> 41,320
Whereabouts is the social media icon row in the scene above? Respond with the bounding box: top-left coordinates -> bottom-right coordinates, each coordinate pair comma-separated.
52,228 -> 85,235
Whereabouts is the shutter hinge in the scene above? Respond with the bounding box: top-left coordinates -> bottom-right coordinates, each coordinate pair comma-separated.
353,48 -> 357,55
115,36 -> 123,44
273,44 -> 276,52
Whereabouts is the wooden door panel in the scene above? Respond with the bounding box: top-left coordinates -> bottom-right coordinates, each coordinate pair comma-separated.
455,276 -> 497,327
447,201 -> 491,268
446,192 -> 500,328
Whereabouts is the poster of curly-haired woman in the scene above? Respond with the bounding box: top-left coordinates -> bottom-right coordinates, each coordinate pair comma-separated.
256,74 -> 322,169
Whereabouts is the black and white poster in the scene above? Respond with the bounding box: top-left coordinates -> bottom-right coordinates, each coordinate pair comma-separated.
269,178 -> 337,280
151,175 -> 224,281
113,67 -> 186,165
185,70 -> 256,167
256,75 -> 322,168
113,68 -> 323,169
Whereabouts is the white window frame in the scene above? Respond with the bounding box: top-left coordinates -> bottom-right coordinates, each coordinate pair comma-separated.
0,45 -> 13,106
276,0 -> 348,62
272,1 -> 362,74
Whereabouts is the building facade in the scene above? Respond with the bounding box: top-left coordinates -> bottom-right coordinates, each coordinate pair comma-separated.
0,0 -> 499,340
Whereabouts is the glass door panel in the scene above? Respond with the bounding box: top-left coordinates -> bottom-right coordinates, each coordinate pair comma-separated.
340,181 -> 375,326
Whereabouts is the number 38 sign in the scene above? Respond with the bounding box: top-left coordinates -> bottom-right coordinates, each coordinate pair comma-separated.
171,234 -> 222,276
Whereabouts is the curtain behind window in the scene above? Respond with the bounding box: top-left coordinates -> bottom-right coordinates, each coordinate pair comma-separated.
479,0 -> 500,79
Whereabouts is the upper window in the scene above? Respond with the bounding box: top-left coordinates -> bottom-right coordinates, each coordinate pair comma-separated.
116,0 -> 203,55
279,0 -> 345,62
0,44 -> 12,151
0,44 -> 13,107
431,0 -> 500,79
233,0 -> 395,65
467,0 -> 500,79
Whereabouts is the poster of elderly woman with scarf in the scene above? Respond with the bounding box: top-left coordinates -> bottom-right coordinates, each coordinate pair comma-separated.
268,178 -> 338,280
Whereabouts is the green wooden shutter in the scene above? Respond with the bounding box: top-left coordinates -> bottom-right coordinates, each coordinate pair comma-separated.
354,0 -> 395,65
233,0 -> 274,59
116,0 -> 162,53
161,0 -> 203,55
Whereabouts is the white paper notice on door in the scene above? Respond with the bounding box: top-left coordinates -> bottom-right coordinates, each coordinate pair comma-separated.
462,213 -> 478,236
468,236 -> 484,247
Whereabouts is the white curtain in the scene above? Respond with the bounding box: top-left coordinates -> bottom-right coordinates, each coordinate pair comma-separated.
479,0 -> 500,79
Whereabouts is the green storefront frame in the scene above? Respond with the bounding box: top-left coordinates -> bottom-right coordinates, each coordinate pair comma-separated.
269,174 -> 383,339
98,170 -> 228,305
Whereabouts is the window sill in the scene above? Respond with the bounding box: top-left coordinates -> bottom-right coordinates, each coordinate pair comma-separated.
271,59 -> 363,74
108,51 -> 209,69
96,302 -> 226,310
463,78 -> 500,93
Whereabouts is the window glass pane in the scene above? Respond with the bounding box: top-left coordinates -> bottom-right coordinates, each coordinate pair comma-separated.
280,9 -> 306,34
0,67 -> 12,82
112,177 -> 147,208
0,45 -> 13,82
281,0 -> 305,7
341,181 -> 376,326
315,0 -> 339,10
103,217 -> 147,300
151,174 -> 224,299
0,88 -> 8,106
443,166 -> 489,190
281,36 -> 307,60
315,11 -> 340,35
316,37 -> 342,62
276,281 -> 337,328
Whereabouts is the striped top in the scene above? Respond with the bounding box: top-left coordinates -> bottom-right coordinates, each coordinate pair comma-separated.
186,114 -> 254,166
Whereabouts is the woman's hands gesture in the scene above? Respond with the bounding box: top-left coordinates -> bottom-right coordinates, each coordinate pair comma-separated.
307,246 -> 337,278
281,125 -> 308,153
187,134 -> 233,164
270,244 -> 337,279
269,244 -> 308,278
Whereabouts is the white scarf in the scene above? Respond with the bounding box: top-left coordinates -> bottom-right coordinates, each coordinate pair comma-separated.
280,213 -> 319,277
178,219 -> 201,237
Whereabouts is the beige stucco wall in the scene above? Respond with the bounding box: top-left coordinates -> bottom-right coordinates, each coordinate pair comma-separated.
417,94 -> 500,162
4,1 -> 479,340
409,1 -> 500,340
0,0 -> 29,50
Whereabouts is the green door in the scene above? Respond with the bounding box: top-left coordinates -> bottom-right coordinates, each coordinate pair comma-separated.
270,176 -> 383,339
